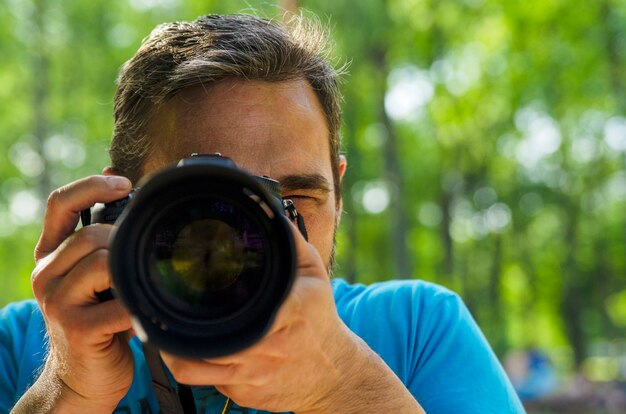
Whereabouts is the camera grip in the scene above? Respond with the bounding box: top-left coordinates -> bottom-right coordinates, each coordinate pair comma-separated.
80,195 -> 133,302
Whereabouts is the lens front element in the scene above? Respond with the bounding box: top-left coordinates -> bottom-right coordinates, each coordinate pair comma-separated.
149,198 -> 267,321
169,219 -> 245,292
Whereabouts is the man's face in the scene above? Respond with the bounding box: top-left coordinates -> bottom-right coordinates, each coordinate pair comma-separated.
142,79 -> 346,271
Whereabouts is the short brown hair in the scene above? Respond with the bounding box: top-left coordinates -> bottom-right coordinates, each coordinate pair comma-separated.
110,13 -> 345,201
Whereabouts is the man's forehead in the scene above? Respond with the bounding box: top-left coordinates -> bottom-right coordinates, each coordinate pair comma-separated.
143,79 -> 332,180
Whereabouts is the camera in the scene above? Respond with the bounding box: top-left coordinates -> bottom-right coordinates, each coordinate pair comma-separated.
81,154 -> 300,358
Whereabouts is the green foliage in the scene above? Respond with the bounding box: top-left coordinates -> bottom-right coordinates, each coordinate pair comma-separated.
0,0 -> 624,384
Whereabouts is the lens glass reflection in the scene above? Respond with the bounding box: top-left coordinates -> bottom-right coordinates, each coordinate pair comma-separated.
169,219 -> 245,292
148,199 -> 267,319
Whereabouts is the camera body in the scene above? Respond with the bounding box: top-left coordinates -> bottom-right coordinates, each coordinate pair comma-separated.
82,154 -> 297,358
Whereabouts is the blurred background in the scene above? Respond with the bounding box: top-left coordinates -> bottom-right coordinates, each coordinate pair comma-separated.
1,0 -> 625,412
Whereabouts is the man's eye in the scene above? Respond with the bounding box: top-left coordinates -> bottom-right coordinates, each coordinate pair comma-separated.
286,195 -> 319,204
284,193 -> 327,208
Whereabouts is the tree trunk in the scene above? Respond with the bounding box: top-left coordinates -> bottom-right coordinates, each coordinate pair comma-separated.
560,202 -> 586,367
439,190 -> 454,278
488,235 -> 506,354
32,0 -> 51,201
370,46 -> 412,279
601,0 -> 625,109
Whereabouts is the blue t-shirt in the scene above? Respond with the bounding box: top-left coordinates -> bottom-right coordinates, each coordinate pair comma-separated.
0,279 -> 524,413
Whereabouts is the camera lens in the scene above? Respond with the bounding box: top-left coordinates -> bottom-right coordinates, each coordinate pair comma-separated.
109,156 -> 295,358
145,197 -> 267,320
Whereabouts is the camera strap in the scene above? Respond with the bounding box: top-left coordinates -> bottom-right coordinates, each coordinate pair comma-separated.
283,199 -> 308,241
143,343 -> 197,414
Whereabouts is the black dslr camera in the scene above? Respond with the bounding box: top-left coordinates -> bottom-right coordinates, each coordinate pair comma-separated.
81,154 -> 303,359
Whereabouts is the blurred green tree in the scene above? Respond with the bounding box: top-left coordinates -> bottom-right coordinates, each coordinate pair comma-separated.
0,0 -> 624,388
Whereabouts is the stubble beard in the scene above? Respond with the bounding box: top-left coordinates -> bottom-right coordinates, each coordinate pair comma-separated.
327,220 -> 339,277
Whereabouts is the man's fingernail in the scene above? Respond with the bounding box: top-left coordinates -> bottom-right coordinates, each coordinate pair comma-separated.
107,176 -> 131,190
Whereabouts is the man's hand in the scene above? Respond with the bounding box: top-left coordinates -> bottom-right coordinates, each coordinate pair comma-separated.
13,176 -> 135,414
162,220 -> 425,413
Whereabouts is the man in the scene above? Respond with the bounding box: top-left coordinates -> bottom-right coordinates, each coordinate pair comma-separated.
1,14 -> 524,413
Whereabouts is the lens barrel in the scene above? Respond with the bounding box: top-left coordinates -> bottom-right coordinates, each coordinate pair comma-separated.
105,155 -> 295,358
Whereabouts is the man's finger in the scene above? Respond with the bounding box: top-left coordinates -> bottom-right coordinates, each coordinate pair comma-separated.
31,225 -> 112,301
87,299 -> 133,337
161,353 -> 241,386
54,248 -> 112,305
67,299 -> 133,346
204,325 -> 291,365
35,175 -> 131,261
286,218 -> 327,280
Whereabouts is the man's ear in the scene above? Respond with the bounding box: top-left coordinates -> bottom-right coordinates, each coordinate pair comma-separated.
338,155 -> 347,183
336,155 -> 348,217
